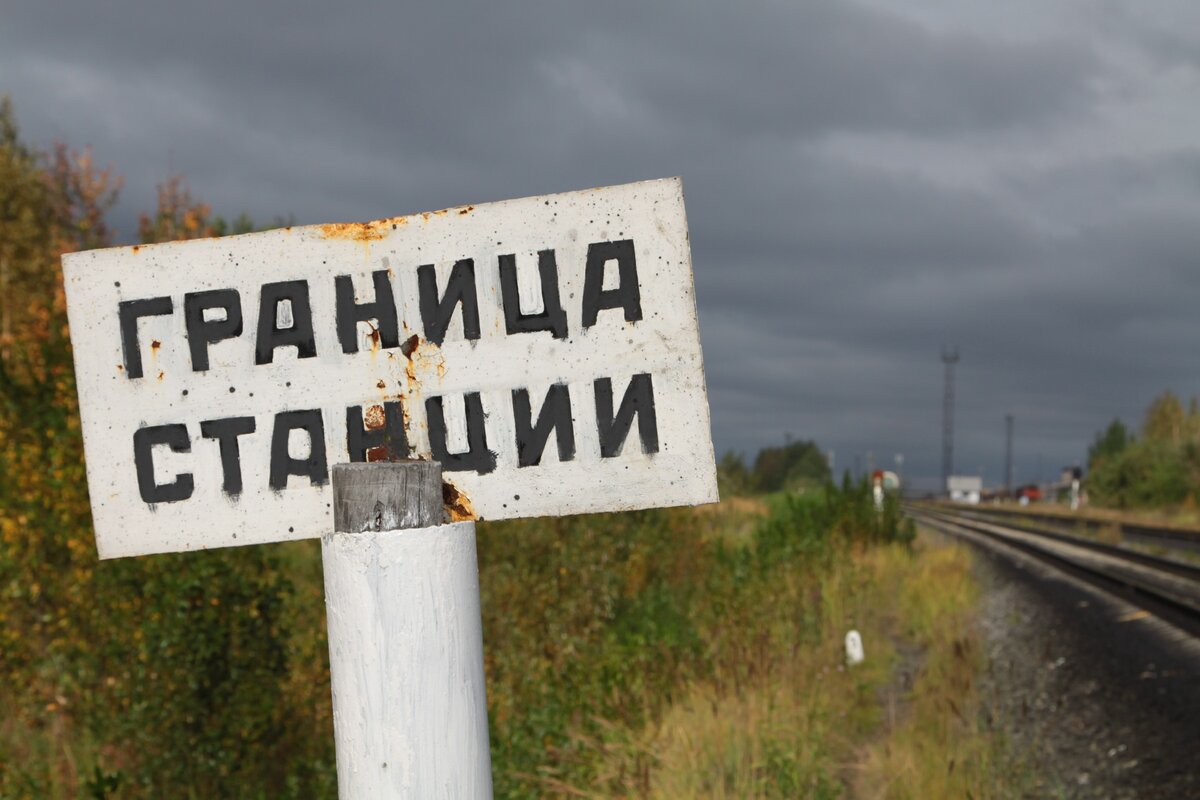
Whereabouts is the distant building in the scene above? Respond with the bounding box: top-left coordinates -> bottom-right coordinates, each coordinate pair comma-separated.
947,475 -> 982,504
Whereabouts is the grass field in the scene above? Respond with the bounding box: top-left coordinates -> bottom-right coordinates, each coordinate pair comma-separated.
1,485 -> 1034,798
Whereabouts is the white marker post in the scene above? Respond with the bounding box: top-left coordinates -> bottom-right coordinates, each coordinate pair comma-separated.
845,630 -> 864,666
324,461 -> 492,798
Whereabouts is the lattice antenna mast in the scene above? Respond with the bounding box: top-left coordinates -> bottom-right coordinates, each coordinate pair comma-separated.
1004,414 -> 1014,495
941,346 -> 959,493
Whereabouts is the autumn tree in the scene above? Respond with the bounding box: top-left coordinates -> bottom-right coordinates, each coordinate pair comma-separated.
1087,419 -> 1129,470
1142,390 -> 1185,446
1088,393 -> 1200,509
0,96 -> 124,794
752,439 -> 831,493
0,99 -> 330,798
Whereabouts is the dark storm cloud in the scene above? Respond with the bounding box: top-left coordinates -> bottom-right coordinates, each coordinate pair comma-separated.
3,0 -> 1196,488
1093,2 -> 1200,73
559,1 -> 1098,139
3,0 -> 1099,210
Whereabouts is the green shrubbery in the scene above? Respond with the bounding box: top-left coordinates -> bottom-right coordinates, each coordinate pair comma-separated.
1087,392 -> 1200,508
480,480 -> 913,797
717,439 -> 830,496
3,470 -> 912,798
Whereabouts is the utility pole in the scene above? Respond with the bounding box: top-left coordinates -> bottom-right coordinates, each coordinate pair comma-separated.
1004,414 -> 1014,496
941,346 -> 959,495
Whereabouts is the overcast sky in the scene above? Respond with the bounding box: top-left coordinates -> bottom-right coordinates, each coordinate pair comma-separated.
5,0 -> 1200,490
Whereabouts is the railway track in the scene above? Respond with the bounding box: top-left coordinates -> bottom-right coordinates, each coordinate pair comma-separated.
907,504 -> 1200,638
943,504 -> 1200,554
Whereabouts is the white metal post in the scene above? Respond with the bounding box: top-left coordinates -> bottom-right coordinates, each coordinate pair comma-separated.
323,462 -> 493,798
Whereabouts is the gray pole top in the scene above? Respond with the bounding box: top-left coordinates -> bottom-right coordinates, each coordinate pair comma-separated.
332,461 -> 445,533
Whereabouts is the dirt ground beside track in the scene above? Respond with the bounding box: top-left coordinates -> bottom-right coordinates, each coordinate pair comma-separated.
951,527 -> 1200,799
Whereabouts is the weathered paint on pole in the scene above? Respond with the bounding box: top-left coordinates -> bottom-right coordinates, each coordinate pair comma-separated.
63,177 -> 717,559
324,463 -> 492,798
332,461 -> 443,533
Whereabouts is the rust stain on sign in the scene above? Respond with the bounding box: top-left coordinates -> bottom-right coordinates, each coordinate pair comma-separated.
319,204 -> 474,242
400,334 -> 421,391
319,221 -> 389,241
393,333 -> 448,395
442,478 -> 477,521
364,403 -> 401,463
363,404 -> 386,430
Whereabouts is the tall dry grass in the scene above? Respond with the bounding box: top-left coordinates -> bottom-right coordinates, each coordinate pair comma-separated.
552,533 -> 1036,799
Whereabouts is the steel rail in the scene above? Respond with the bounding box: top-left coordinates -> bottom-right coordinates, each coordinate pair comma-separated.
907,505 -> 1200,638
919,505 -> 1200,581
942,504 -> 1200,552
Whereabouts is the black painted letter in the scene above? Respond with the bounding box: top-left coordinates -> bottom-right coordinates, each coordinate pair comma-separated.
581,240 -> 642,328
346,402 -> 410,462
185,289 -> 242,371
513,384 -> 575,466
255,281 -> 317,365
426,392 -> 496,473
595,373 -> 659,457
499,250 -> 568,339
133,423 -> 194,504
200,416 -> 256,495
418,259 -> 481,345
335,271 -> 400,354
269,409 -> 328,489
119,297 -> 173,379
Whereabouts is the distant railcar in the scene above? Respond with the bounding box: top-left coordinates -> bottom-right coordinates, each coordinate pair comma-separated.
1015,484 -> 1042,502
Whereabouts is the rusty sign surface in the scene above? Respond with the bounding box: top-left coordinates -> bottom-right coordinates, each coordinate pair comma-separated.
63,177 -> 717,558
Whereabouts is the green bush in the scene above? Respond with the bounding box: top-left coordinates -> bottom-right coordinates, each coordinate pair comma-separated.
479,482 -> 913,797
752,440 -> 831,493
1086,393 -> 1200,509
1088,439 -> 1190,508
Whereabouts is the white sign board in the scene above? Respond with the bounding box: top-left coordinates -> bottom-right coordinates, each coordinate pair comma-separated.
64,177 -> 717,558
